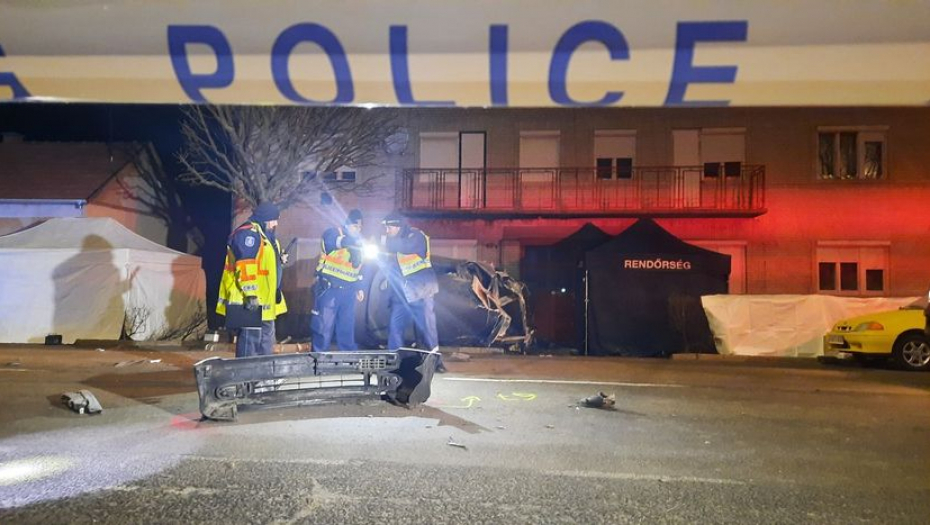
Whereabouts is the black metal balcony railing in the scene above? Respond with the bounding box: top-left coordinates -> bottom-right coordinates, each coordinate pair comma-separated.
400,165 -> 766,217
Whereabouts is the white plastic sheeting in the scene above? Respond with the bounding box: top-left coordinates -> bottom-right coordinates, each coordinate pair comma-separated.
0,218 -> 205,343
702,295 -> 919,357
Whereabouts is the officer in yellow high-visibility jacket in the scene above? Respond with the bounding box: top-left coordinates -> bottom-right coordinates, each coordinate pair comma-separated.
311,209 -> 366,351
217,202 -> 288,357
381,210 -> 447,373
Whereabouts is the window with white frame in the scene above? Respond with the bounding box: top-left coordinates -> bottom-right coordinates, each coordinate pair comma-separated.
700,128 -> 745,178
672,128 -> 745,178
418,131 -> 487,208
817,127 -> 887,180
816,243 -> 889,295
594,130 -> 636,180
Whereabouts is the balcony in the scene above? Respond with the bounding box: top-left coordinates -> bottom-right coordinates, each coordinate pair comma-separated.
400,165 -> 766,218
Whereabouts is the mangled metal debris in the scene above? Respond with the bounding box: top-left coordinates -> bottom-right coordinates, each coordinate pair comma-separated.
356,257 -> 534,352
193,348 -> 438,421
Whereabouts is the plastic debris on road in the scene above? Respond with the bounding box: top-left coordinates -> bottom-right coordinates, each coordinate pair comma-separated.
580,392 -> 616,409
447,436 -> 467,450
61,390 -> 103,415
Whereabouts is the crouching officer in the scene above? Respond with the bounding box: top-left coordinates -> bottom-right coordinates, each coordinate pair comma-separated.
311,209 -> 366,351
217,202 -> 288,357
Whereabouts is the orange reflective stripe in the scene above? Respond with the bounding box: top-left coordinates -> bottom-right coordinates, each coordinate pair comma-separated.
236,258 -> 259,281
317,242 -> 360,282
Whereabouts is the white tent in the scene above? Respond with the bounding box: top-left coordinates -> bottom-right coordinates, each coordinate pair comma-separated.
0,218 -> 205,343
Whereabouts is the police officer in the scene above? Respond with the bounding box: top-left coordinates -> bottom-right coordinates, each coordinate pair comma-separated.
381,211 -> 447,373
311,209 -> 366,351
216,202 -> 288,358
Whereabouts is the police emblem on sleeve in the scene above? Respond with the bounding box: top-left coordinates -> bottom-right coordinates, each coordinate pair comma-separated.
245,236 -> 255,247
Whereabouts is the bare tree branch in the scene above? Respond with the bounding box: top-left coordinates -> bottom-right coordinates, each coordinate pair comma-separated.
116,143 -> 203,252
177,106 -> 398,209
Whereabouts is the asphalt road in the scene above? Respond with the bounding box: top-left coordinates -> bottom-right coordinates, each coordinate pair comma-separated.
0,346 -> 928,524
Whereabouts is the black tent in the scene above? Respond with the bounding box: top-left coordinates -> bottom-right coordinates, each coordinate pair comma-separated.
522,223 -> 612,346
584,219 -> 730,356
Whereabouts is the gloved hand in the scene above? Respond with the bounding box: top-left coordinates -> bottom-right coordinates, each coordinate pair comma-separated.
280,252 -> 290,265
244,295 -> 260,311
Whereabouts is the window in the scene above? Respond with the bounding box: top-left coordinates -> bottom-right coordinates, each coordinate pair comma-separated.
817,127 -> 887,180
816,243 -> 889,295
673,128 -> 745,178
594,130 -> 635,180
418,131 -> 487,208
700,129 -> 744,178
310,170 -> 356,183
689,241 -> 748,294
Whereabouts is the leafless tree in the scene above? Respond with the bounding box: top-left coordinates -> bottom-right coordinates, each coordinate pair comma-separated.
177,106 -> 398,210
152,301 -> 208,342
116,143 -> 203,252
121,305 -> 150,341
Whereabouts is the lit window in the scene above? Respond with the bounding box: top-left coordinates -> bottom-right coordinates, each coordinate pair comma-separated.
818,128 -> 887,180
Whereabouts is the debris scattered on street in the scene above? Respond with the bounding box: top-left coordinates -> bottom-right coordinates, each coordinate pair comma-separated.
447,436 -> 467,450
61,390 -> 103,415
447,352 -> 471,362
4,361 -> 22,367
96,348 -> 106,352
580,391 -> 616,409
495,425 -> 505,430
114,359 -> 147,367
545,424 -> 555,429
149,359 -> 162,364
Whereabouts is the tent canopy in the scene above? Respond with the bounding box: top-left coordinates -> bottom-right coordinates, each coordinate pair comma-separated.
584,219 -> 730,356
0,218 -> 205,343
523,223 -> 611,292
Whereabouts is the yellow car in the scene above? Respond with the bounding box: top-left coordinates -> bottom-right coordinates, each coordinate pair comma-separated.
824,299 -> 930,371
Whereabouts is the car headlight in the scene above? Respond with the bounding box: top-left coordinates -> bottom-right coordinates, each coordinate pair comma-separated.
853,321 -> 884,332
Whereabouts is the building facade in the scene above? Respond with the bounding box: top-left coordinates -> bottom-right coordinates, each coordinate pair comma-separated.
0,135 -> 172,247
273,107 -> 930,344
363,107 -> 930,298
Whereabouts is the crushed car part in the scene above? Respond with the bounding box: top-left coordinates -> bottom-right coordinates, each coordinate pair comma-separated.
193,348 -> 438,421
358,256 -> 534,351
61,389 -> 103,414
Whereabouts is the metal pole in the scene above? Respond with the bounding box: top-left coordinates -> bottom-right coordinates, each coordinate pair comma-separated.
584,269 -> 589,356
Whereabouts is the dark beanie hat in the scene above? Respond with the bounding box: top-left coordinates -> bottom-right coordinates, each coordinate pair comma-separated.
346,209 -> 363,225
382,210 -> 406,226
250,202 -> 280,222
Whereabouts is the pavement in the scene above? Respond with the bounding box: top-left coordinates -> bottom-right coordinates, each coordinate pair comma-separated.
1,344 -> 929,524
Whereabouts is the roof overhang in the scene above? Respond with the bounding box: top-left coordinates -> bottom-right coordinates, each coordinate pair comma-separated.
0,199 -> 86,218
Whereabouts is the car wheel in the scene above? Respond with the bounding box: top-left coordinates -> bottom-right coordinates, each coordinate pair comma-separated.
892,333 -> 930,371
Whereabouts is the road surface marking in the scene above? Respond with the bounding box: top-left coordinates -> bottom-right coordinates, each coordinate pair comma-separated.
496,392 -> 537,401
444,377 -> 685,388
548,469 -> 745,485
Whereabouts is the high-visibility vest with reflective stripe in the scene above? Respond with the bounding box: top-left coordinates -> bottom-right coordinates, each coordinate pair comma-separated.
315,227 -> 361,282
216,222 -> 287,321
397,231 -> 432,277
